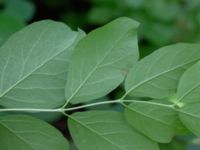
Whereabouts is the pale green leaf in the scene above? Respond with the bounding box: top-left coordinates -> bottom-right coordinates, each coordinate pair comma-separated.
125,43 -> 200,99
179,103 -> 200,136
0,20 -> 80,108
68,111 -> 159,150
65,17 -> 139,104
0,115 -> 69,150
177,61 -> 200,103
177,61 -> 200,136
125,101 -> 177,143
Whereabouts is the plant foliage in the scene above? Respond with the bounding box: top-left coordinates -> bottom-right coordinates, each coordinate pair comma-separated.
0,17 -> 200,150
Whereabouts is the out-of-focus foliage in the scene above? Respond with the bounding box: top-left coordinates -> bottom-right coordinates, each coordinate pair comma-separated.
87,0 -> 200,57
53,0 -> 200,57
0,14 -> 25,45
0,0 -> 35,45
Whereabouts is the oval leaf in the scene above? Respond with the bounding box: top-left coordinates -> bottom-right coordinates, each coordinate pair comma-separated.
68,111 -> 159,150
125,43 -> 200,99
65,17 -> 139,104
0,20 -> 80,108
125,101 -> 177,143
179,103 -> 200,136
0,115 -> 69,150
177,61 -> 200,103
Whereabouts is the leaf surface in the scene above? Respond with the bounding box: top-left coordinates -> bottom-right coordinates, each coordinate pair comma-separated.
65,17 -> 139,104
179,103 -> 200,136
177,61 -> 200,103
0,115 -> 69,150
125,43 -> 200,99
0,20 -> 80,108
177,62 -> 200,136
68,111 -> 159,150
125,101 -> 177,143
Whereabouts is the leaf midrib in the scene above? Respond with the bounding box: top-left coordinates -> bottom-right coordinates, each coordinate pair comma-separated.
0,33 -> 77,98
178,82 -> 200,102
180,109 -> 200,119
0,121 -> 36,150
65,29 -> 133,104
126,58 -> 199,95
69,116 -> 124,150
126,105 -> 174,128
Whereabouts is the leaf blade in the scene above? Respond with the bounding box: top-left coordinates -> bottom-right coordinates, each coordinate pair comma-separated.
179,103 -> 200,136
0,115 -> 69,150
125,101 -> 178,143
125,43 -> 200,99
0,20 -> 81,108
65,17 -> 139,104
177,61 -> 200,103
68,111 -> 159,150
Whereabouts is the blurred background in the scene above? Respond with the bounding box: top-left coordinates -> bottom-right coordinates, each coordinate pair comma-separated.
1,0 -> 200,57
0,0 -> 200,149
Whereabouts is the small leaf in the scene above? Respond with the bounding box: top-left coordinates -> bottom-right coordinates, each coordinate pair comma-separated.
68,111 -> 159,150
125,101 -> 178,143
0,115 -> 69,150
177,61 -> 200,103
125,43 -> 200,99
65,17 -> 139,104
0,20 -> 80,108
179,103 -> 200,136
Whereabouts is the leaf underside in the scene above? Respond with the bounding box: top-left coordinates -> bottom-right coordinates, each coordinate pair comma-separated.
0,20 -> 82,108
68,111 -> 159,150
125,102 -> 178,143
125,43 -> 200,99
0,115 -> 69,150
65,17 -> 139,104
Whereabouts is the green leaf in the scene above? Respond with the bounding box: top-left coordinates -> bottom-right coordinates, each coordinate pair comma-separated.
159,139 -> 187,150
177,61 -> 200,136
3,0 -> 35,21
177,61 -> 200,103
125,43 -> 200,99
125,101 -> 177,143
174,118 -> 191,135
68,111 -> 159,150
0,13 -> 25,45
0,20 -> 80,108
179,103 -> 200,136
0,115 -> 69,150
65,17 -> 139,104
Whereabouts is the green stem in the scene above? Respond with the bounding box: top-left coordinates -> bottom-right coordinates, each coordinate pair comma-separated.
0,99 -> 174,113
0,108 -> 62,113
0,100 -> 121,113
63,100 -> 122,111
